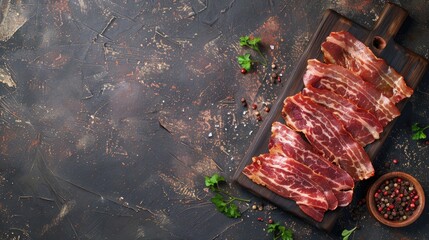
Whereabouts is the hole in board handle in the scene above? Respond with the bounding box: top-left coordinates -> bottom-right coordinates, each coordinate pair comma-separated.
373,36 -> 386,50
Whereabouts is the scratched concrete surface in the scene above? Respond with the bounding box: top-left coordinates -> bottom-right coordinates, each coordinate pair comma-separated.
0,0 -> 428,239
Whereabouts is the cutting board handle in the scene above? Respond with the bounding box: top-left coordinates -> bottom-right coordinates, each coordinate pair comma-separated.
370,3 -> 408,49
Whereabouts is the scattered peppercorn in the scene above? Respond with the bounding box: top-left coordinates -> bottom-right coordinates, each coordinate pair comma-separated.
277,77 -> 281,83
241,68 -> 247,74
374,177 -> 419,222
257,217 -> 264,222
256,115 -> 262,122
240,97 -> 247,107
393,159 -> 398,164
271,63 -> 277,69
268,219 -> 273,224
271,72 -> 278,79
251,103 -> 257,110
264,106 -> 270,112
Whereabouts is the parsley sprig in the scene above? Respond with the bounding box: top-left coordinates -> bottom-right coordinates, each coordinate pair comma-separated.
237,35 -> 267,71
239,36 -> 261,51
237,53 -> 253,71
239,36 -> 267,66
267,222 -> 293,240
341,226 -> 357,240
205,173 -> 250,218
411,123 -> 429,140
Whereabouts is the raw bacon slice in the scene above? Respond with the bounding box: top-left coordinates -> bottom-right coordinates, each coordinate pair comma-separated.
302,86 -> 383,146
303,59 -> 400,127
264,154 -> 338,210
282,93 -> 374,181
242,153 -> 328,221
269,122 -> 354,206
274,157 -> 338,211
299,205 -> 325,223
321,31 -> 413,104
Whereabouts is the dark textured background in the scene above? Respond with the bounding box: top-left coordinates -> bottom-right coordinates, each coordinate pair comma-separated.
0,0 -> 428,239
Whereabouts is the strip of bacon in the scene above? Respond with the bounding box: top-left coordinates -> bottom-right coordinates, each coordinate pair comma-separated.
299,205 -> 326,223
243,153 -> 328,222
266,153 -> 338,210
302,86 -> 383,146
282,93 -> 374,181
303,59 -> 400,127
269,122 -> 354,206
321,31 -> 413,104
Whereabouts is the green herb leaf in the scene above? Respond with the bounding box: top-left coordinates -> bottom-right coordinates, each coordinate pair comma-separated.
237,53 -> 252,71
211,193 -> 227,212
267,222 -> 280,233
411,123 -> 429,140
225,201 -> 241,218
247,37 -> 261,51
341,227 -> 357,240
239,36 -> 250,47
412,131 -> 427,140
210,194 -> 241,218
238,35 -> 267,67
205,173 -> 248,218
239,36 -> 261,51
411,123 -> 420,132
205,173 -> 225,191
267,222 -> 293,240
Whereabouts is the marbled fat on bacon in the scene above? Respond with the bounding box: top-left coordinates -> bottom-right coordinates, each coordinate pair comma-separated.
269,122 -> 354,206
261,153 -> 338,210
282,93 -> 374,181
242,153 -> 329,222
303,59 -> 400,127
321,31 -> 413,104
272,156 -> 339,211
302,86 -> 383,146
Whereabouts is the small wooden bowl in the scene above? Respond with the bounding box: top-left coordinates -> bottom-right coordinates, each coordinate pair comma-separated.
366,172 -> 425,227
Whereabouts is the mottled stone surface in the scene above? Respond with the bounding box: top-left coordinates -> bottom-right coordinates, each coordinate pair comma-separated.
0,0 -> 428,239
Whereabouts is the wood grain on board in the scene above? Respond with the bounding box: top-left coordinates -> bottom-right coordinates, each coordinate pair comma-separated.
233,3 -> 428,231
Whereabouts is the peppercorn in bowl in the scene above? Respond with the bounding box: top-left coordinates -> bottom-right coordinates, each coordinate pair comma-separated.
366,172 -> 425,227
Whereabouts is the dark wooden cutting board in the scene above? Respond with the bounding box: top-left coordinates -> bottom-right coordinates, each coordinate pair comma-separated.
233,3 -> 428,231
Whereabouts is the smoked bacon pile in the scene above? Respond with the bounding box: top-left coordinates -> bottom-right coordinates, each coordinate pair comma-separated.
242,31 -> 413,222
